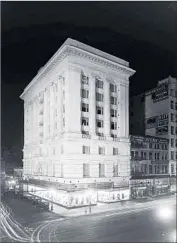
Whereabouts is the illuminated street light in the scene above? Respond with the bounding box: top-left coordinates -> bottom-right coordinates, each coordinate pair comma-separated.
155,206 -> 173,222
85,189 -> 94,214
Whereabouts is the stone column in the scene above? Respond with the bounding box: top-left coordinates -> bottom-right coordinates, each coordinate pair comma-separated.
125,84 -> 129,138
50,83 -> 55,138
57,76 -> 63,135
64,66 -> 81,137
89,74 -> 96,137
119,84 -> 126,137
43,88 -> 48,139
104,80 -> 111,137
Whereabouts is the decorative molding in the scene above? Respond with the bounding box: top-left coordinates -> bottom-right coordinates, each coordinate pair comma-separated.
68,65 -> 82,73
20,44 -> 135,101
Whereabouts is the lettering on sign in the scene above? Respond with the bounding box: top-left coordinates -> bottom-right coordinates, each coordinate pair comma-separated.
151,83 -> 168,103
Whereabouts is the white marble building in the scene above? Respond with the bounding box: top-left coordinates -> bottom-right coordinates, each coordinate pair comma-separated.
20,38 -> 135,207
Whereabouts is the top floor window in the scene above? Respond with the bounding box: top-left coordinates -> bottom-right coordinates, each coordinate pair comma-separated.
110,83 -> 117,93
81,75 -> 89,85
82,146 -> 90,154
96,79 -> 104,89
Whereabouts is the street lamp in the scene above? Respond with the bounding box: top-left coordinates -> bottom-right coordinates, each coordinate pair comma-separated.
85,189 -> 94,214
49,188 -> 55,211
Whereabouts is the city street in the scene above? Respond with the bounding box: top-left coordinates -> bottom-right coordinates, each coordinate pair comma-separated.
1,194 -> 176,242
32,199 -> 176,242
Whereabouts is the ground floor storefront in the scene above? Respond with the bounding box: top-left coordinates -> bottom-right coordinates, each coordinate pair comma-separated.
130,178 -> 170,199
22,184 -> 130,209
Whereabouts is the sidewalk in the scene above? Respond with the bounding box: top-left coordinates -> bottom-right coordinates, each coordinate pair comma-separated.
52,194 -> 176,217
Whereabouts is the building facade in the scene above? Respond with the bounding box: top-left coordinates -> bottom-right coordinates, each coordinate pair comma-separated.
130,76 -> 177,192
130,135 -> 170,198
20,38 -> 135,208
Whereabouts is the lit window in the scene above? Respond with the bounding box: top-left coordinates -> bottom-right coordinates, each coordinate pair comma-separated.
98,146 -> 105,155
111,96 -> 117,105
110,83 -> 117,93
81,117 -> 89,126
111,122 -> 117,130
83,163 -> 90,177
111,109 -> 117,117
96,79 -> 103,89
97,119 -> 104,128
81,89 -> 89,99
113,148 -> 118,155
113,164 -> 118,177
96,106 -> 104,115
82,146 -> 90,154
96,92 -> 104,102
99,163 -> 105,177
81,103 -> 89,112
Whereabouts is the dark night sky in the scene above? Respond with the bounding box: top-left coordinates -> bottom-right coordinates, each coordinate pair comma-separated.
1,1 -> 177,163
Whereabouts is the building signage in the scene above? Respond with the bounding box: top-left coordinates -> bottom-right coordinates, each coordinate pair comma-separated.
156,113 -> 168,135
145,116 -> 158,129
151,83 -> 168,103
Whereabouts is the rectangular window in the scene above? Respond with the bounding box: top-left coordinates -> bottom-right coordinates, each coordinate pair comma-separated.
111,96 -> 117,105
99,163 -> 105,177
81,75 -> 89,85
171,126 -> 174,135
97,119 -> 104,128
165,165 -> 168,174
98,146 -> 105,155
96,79 -> 104,89
157,153 -> 160,160
81,89 -> 89,99
96,92 -> 104,102
171,113 -> 174,122
149,143 -> 152,149
171,138 -> 174,148
82,146 -> 90,154
149,152 -> 152,160
171,151 -> 174,160
96,106 -> 104,115
81,103 -> 89,112
171,164 -> 174,174
81,117 -> 89,126
149,165 -> 152,174
165,153 -> 168,160
110,83 -> 117,93
113,147 -> 119,155
171,100 -> 174,109
83,163 -> 90,177
111,122 -> 117,130
111,109 -> 117,117
175,102 -> 177,110
113,164 -> 118,177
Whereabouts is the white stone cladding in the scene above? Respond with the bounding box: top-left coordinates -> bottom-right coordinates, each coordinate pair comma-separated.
20,38 -> 135,190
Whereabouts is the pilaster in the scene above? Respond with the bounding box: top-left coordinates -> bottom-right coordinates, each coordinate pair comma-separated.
104,80 -> 111,137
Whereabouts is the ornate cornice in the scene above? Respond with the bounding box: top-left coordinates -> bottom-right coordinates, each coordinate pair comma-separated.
20,43 -> 135,101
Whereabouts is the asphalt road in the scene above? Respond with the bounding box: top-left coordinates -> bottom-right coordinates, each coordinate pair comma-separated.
34,201 -> 176,242
1,194 -> 176,243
